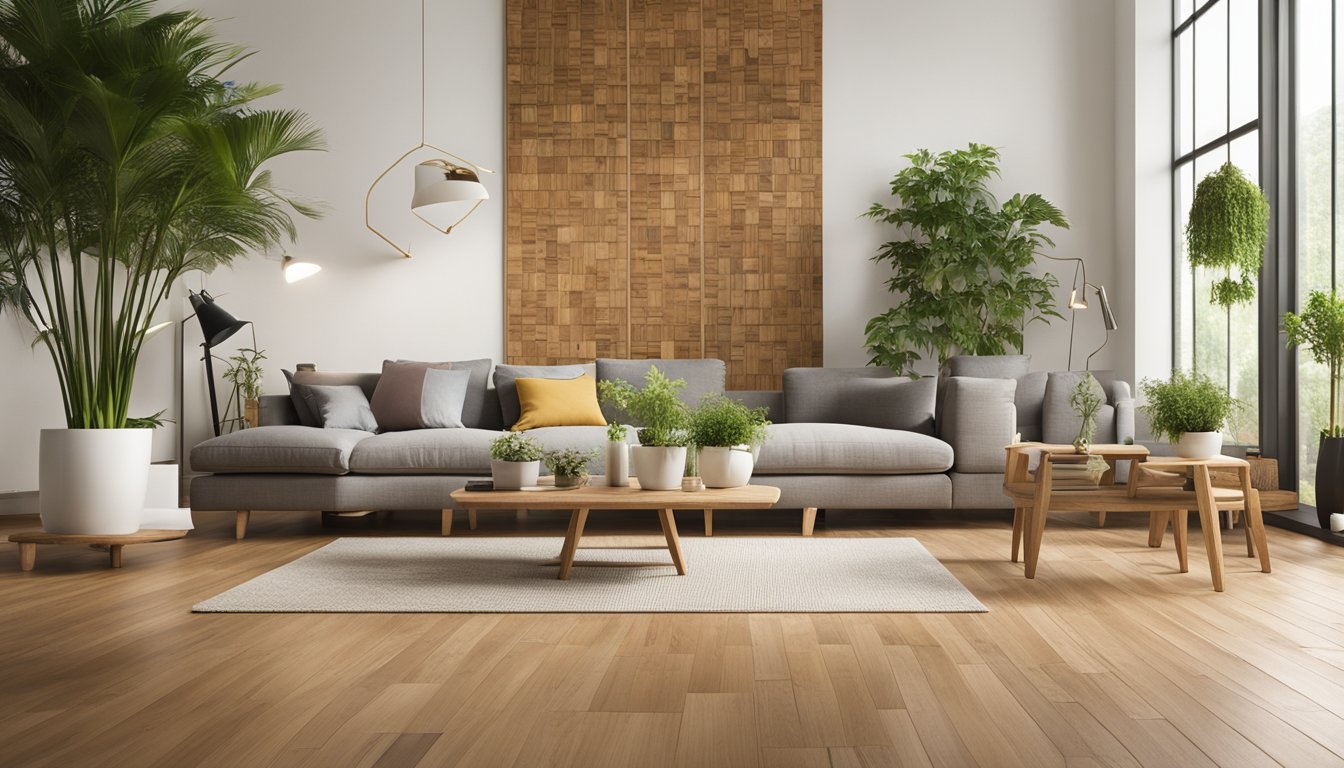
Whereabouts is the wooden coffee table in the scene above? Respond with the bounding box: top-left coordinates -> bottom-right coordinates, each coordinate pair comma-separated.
448,481 -> 781,580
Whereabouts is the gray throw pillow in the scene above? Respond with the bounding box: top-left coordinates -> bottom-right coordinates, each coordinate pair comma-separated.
493,363 -> 590,429
394,358 -> 493,429
285,369 -> 381,428
371,361 -> 472,430
1042,371 -> 1116,444
299,384 -> 379,432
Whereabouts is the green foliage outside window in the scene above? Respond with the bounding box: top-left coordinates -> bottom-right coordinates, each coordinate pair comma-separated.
1283,289 -> 1344,438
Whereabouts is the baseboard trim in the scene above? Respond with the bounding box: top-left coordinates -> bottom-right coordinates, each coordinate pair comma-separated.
0,491 -> 39,517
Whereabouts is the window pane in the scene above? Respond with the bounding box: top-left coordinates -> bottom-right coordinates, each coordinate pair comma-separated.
1177,28 -> 1196,157
1296,0 -> 1333,504
1175,0 -> 1194,28
1228,0 -> 1257,128
1175,161 -> 1196,371
1195,1 -> 1229,148
1226,132 -> 1260,445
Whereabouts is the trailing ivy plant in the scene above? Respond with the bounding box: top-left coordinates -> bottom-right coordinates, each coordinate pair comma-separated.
1185,162 -> 1269,307
1283,289 -> 1344,437
863,144 -> 1067,376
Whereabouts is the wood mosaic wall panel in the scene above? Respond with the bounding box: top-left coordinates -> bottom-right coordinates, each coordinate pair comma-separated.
506,0 -> 822,388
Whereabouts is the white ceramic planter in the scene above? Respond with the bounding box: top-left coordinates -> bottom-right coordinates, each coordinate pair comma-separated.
1174,431 -> 1223,459
630,445 -> 686,491
1331,513 -> 1344,533
699,446 -> 754,488
491,460 -> 540,490
605,441 -> 630,487
40,428 -> 152,535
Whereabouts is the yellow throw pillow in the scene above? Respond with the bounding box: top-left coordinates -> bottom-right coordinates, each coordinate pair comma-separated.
512,375 -> 608,431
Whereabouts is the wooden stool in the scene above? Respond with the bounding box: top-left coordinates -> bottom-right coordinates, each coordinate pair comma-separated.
9,530 -> 187,571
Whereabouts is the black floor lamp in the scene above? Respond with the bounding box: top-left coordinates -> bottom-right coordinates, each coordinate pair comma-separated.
187,291 -> 250,437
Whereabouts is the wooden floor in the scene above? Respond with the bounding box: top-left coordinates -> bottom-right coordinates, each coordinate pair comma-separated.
1,509 -> 1343,768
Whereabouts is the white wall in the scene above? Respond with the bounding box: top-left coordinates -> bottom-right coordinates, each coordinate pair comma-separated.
1,0 -> 1148,493
823,0 -> 1119,375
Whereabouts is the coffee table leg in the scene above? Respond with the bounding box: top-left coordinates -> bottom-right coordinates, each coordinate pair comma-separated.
441,509 -> 453,536
658,508 -> 687,575
1011,507 -> 1023,563
1173,510 -> 1189,573
1240,467 -> 1271,574
18,543 -> 35,572
704,509 -> 713,537
1193,465 -> 1225,592
1148,511 -> 1170,548
558,508 -> 589,580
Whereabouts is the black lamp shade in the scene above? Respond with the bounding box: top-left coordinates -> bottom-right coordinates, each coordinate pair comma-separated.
189,291 -> 249,349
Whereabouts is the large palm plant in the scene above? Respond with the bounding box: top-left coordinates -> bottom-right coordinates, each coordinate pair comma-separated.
0,0 -> 322,428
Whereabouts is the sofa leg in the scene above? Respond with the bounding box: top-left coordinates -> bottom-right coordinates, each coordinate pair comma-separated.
704,509 -> 713,537
802,507 -> 817,536
469,510 -> 478,530
441,509 -> 453,536
235,510 -> 250,540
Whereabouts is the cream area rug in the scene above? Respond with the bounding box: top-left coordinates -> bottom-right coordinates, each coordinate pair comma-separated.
193,537 -> 987,614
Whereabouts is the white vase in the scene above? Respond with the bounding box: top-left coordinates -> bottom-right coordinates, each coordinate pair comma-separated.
1174,431 -> 1222,459
40,428 -> 152,535
605,441 -> 629,487
699,446 -> 755,488
630,446 -> 686,491
491,460 -> 540,490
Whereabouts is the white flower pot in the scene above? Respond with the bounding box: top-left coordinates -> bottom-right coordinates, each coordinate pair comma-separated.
699,446 -> 755,488
605,441 -> 630,487
491,460 -> 540,490
40,428 -> 152,535
1174,431 -> 1222,459
630,445 -> 686,491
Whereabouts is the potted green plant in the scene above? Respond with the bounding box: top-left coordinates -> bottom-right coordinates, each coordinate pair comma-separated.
0,0 -> 323,534
221,346 -> 267,431
598,366 -> 690,490
490,433 -> 544,490
1283,289 -> 1344,528
1186,162 -> 1270,308
863,144 -> 1067,375
605,422 -> 630,487
1069,373 -> 1104,454
1139,371 -> 1240,459
544,447 -> 598,488
689,395 -> 770,488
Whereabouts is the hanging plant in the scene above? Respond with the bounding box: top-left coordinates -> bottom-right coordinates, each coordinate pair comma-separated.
1185,162 -> 1269,308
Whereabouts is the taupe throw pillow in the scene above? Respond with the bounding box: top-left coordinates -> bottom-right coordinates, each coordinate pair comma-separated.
371,360 -> 472,430
300,384 -> 379,432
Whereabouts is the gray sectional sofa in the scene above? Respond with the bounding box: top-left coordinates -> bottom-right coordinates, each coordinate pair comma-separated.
189,356 -> 1134,538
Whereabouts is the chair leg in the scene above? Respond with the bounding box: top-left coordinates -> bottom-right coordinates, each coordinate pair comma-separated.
1173,510 -> 1189,573
235,510 -> 250,540
1148,511 -> 1170,548
1011,507 -> 1024,563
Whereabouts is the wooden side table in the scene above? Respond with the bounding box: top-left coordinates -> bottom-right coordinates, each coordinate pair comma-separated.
9,530 -> 187,571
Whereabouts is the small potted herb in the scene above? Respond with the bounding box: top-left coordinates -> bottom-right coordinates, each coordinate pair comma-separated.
598,366 -> 690,490
1069,373 -> 1104,454
1283,289 -> 1344,528
544,447 -> 599,488
489,433 -> 544,490
1139,371 -> 1240,459
689,395 -> 770,488
605,422 -> 630,487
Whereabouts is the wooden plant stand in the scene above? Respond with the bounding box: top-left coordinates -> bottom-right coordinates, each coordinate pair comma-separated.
9,530 -> 187,571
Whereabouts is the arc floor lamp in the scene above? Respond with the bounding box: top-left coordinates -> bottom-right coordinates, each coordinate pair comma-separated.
365,0 -> 493,258
1042,254 -> 1118,371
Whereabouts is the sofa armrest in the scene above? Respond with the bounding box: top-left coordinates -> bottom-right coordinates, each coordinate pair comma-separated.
1112,381 -> 1135,444
939,377 -> 1017,473
259,394 -> 300,426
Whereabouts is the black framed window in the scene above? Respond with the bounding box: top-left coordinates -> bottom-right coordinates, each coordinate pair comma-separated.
1173,0 -> 1264,448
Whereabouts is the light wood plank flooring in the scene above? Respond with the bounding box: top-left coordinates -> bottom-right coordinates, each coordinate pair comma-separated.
1,509 -> 1342,767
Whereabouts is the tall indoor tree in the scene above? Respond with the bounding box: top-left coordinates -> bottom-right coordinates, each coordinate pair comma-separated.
863,144 -> 1067,376
0,0 -> 322,532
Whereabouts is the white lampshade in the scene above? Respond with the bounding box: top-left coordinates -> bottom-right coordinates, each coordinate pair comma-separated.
282,255 -> 322,284
411,159 -> 488,215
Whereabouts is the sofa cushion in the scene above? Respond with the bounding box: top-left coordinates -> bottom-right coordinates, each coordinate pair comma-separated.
349,428 -> 500,474
753,423 -> 953,475
513,375 -> 607,431
782,368 -> 935,434
939,377 -> 1017,473
1042,372 -> 1116,445
596,358 -> 726,423
285,370 -> 381,427
494,363 -> 593,429
300,384 -> 379,432
191,426 -> 372,475
371,361 -> 471,430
